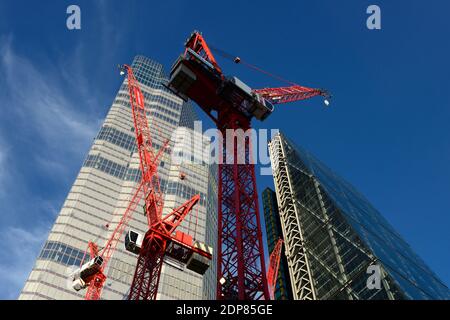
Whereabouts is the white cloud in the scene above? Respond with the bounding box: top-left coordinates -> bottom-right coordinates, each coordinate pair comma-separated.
0,225 -> 50,299
0,39 -> 101,157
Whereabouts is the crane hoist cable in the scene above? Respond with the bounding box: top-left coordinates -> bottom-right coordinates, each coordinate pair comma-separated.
209,44 -> 331,105
208,44 -> 298,86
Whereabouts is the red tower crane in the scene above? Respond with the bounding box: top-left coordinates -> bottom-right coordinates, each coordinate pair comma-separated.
167,31 -> 330,300
267,239 -> 283,300
121,65 -> 213,300
71,65 -> 212,300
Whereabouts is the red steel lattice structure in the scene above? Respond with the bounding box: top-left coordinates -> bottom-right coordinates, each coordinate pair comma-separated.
267,239 -> 283,300
218,111 -> 265,300
81,62 -> 167,300
122,65 -> 212,300
254,85 -> 327,105
81,64 -> 210,300
168,31 -> 329,300
129,194 -> 202,300
83,182 -> 144,300
82,63 -> 166,300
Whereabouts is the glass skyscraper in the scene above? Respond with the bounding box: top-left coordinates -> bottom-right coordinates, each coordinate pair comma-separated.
268,132 -> 450,300
19,56 -> 217,300
262,187 -> 293,300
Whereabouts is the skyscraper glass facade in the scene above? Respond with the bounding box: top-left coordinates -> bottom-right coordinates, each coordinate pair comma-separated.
268,132 -> 450,300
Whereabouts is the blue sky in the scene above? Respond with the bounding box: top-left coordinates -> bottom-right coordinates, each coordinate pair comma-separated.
0,0 -> 449,299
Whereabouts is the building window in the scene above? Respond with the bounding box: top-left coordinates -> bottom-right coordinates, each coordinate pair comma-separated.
38,241 -> 86,267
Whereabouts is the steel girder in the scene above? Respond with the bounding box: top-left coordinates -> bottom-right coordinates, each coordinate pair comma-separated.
128,233 -> 165,300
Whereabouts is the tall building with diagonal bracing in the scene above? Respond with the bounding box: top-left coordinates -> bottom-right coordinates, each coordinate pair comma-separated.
19,56 -> 217,300
268,132 -> 450,300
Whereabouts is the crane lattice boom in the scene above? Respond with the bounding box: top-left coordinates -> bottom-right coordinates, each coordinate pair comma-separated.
254,86 -> 329,105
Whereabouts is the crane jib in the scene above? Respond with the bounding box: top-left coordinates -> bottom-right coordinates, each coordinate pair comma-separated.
133,87 -> 144,109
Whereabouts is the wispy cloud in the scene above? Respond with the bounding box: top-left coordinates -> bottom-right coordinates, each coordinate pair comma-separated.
0,225 -> 50,299
0,2 -> 130,299
0,35 -> 103,299
0,37 -> 101,158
